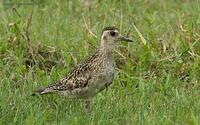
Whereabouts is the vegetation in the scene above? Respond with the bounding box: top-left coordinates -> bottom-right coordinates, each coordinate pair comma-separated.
0,0 -> 200,124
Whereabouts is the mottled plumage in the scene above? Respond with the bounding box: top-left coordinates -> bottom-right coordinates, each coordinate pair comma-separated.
32,26 -> 133,112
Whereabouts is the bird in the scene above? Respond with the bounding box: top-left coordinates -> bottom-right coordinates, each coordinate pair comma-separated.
32,26 -> 133,112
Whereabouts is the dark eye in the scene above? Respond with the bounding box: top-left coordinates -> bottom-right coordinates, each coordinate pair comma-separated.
110,31 -> 116,36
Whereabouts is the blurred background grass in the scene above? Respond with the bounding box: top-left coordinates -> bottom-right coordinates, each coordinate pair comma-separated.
0,0 -> 200,124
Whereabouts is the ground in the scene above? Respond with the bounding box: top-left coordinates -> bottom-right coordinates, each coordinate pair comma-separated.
0,0 -> 200,125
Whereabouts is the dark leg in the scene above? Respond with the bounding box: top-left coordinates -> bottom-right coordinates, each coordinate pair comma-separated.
85,98 -> 92,113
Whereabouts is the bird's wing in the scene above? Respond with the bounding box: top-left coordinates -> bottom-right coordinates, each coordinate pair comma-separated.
51,64 -> 92,91
32,63 -> 92,95
45,49 -> 101,92
32,49 -> 102,96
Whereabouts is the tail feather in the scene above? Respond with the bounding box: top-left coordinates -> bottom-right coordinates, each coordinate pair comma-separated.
31,88 -> 51,96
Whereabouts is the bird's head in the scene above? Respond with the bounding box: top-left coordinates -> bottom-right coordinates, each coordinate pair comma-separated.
100,26 -> 133,47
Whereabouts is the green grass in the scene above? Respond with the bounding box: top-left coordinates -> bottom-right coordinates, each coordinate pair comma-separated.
0,0 -> 200,124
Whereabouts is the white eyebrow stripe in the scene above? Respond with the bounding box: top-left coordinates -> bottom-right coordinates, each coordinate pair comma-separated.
103,30 -> 119,35
114,30 -> 118,33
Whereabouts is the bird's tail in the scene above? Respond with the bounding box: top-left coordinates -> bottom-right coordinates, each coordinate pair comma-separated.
31,88 -> 52,96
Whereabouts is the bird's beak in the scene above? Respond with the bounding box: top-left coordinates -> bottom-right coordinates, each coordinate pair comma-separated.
118,36 -> 133,42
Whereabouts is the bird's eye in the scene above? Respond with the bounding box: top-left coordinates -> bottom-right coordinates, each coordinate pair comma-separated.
110,31 -> 116,36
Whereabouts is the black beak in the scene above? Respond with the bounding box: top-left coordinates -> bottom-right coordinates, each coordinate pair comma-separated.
118,36 -> 133,42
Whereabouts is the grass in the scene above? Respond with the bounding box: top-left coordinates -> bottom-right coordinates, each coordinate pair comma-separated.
0,0 -> 200,124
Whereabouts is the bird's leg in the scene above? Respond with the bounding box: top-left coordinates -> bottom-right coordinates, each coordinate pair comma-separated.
85,98 -> 92,113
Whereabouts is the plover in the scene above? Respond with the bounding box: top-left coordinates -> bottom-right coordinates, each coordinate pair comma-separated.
32,26 -> 133,112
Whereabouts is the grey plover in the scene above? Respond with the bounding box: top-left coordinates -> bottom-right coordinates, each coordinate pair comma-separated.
32,26 -> 133,112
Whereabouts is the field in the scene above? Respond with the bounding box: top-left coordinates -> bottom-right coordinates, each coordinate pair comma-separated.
0,0 -> 200,124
